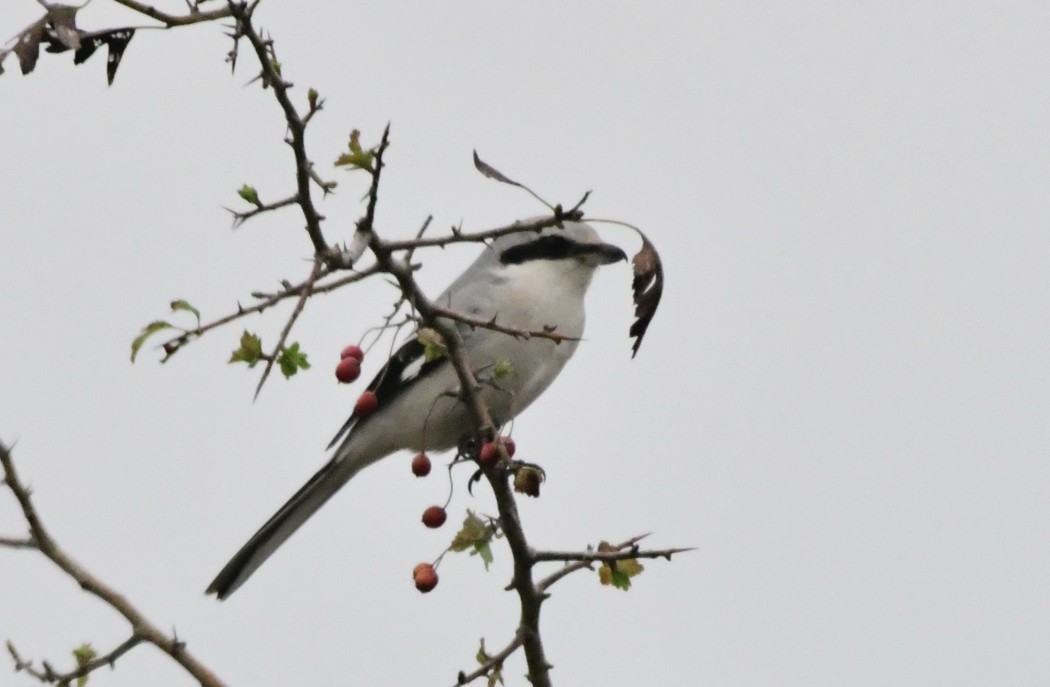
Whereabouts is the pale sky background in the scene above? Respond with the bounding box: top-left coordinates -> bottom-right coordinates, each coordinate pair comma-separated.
2,2 -> 1049,685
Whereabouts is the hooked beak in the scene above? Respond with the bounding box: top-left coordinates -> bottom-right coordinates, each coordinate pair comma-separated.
582,242 -> 628,266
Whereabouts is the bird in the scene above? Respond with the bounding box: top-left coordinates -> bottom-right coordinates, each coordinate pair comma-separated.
207,220 -> 627,599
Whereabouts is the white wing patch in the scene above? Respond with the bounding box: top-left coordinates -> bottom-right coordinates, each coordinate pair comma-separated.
400,356 -> 425,383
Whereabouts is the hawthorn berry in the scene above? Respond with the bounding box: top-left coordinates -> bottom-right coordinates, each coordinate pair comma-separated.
411,453 -> 432,477
354,390 -> 379,418
421,505 -> 447,528
501,435 -> 517,458
413,562 -> 438,592
478,441 -> 499,468
340,344 -> 365,362
335,357 -> 361,383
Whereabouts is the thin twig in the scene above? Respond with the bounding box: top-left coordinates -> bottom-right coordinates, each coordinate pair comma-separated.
0,535 -> 36,549
429,304 -> 578,344
253,256 -> 323,399
157,264 -> 380,360
452,633 -> 524,687
531,546 -> 695,564
8,634 -> 145,685
382,212 -> 585,252
227,193 -> 299,227
113,0 -> 233,27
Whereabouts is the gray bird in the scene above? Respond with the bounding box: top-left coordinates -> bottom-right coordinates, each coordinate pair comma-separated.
207,220 -> 626,599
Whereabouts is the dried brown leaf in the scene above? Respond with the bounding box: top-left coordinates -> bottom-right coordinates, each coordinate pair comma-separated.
629,235 -> 664,357
472,150 -> 525,189
11,17 -> 47,75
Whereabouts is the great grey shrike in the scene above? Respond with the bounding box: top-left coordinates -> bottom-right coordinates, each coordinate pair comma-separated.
207,220 -> 626,599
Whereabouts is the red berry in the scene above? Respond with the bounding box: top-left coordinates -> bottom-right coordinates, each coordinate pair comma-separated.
413,562 -> 438,592
421,505 -> 447,528
340,344 -> 365,362
478,441 -> 499,468
354,391 -> 378,418
335,357 -> 361,384
501,435 -> 516,458
411,453 -> 432,477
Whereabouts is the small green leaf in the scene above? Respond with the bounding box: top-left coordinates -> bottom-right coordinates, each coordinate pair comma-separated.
450,510 -> 498,570
492,360 -> 514,380
476,638 -> 490,664
473,541 -> 494,570
597,549 -> 645,591
277,342 -> 310,378
270,59 -> 281,76
475,639 -> 504,686
229,331 -> 263,367
170,299 -> 200,328
73,642 -> 97,687
130,320 -> 173,362
237,184 -> 261,206
307,88 -> 319,108
333,129 -> 375,171
417,328 -> 446,362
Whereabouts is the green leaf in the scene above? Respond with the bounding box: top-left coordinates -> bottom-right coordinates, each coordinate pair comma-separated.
597,555 -> 645,591
492,360 -> 514,380
130,320 -> 172,362
170,299 -> 200,328
333,129 -> 375,171
229,331 -> 263,367
72,642 -> 97,686
307,87 -> 319,109
237,184 -> 261,206
450,510 -> 498,570
473,541 -> 494,570
277,342 -> 311,379
475,638 -> 490,664
417,328 -> 447,362
475,639 -> 504,686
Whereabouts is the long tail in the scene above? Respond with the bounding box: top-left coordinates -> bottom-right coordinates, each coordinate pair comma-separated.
206,451 -> 365,600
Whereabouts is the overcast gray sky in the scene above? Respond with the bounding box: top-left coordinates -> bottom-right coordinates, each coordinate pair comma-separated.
2,2 -> 1049,685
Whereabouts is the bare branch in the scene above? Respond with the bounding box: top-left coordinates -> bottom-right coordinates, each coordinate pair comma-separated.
227,193 -> 298,227
0,534 -> 36,549
112,0 -> 233,27
381,211 -> 585,252
429,303 -> 579,344
0,440 -> 227,687
532,545 -> 695,564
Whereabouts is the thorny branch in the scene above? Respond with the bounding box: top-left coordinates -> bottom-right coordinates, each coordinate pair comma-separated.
8,635 -> 144,686
227,1 -> 331,258
157,263 -> 381,361
0,439 -> 227,687
113,0 -> 234,27
455,536 -> 690,686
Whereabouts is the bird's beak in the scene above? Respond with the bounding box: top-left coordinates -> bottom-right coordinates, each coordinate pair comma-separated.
584,242 -> 628,266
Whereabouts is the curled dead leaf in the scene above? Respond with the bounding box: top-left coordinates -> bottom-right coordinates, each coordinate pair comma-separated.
629,235 -> 664,357
472,150 -> 525,189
